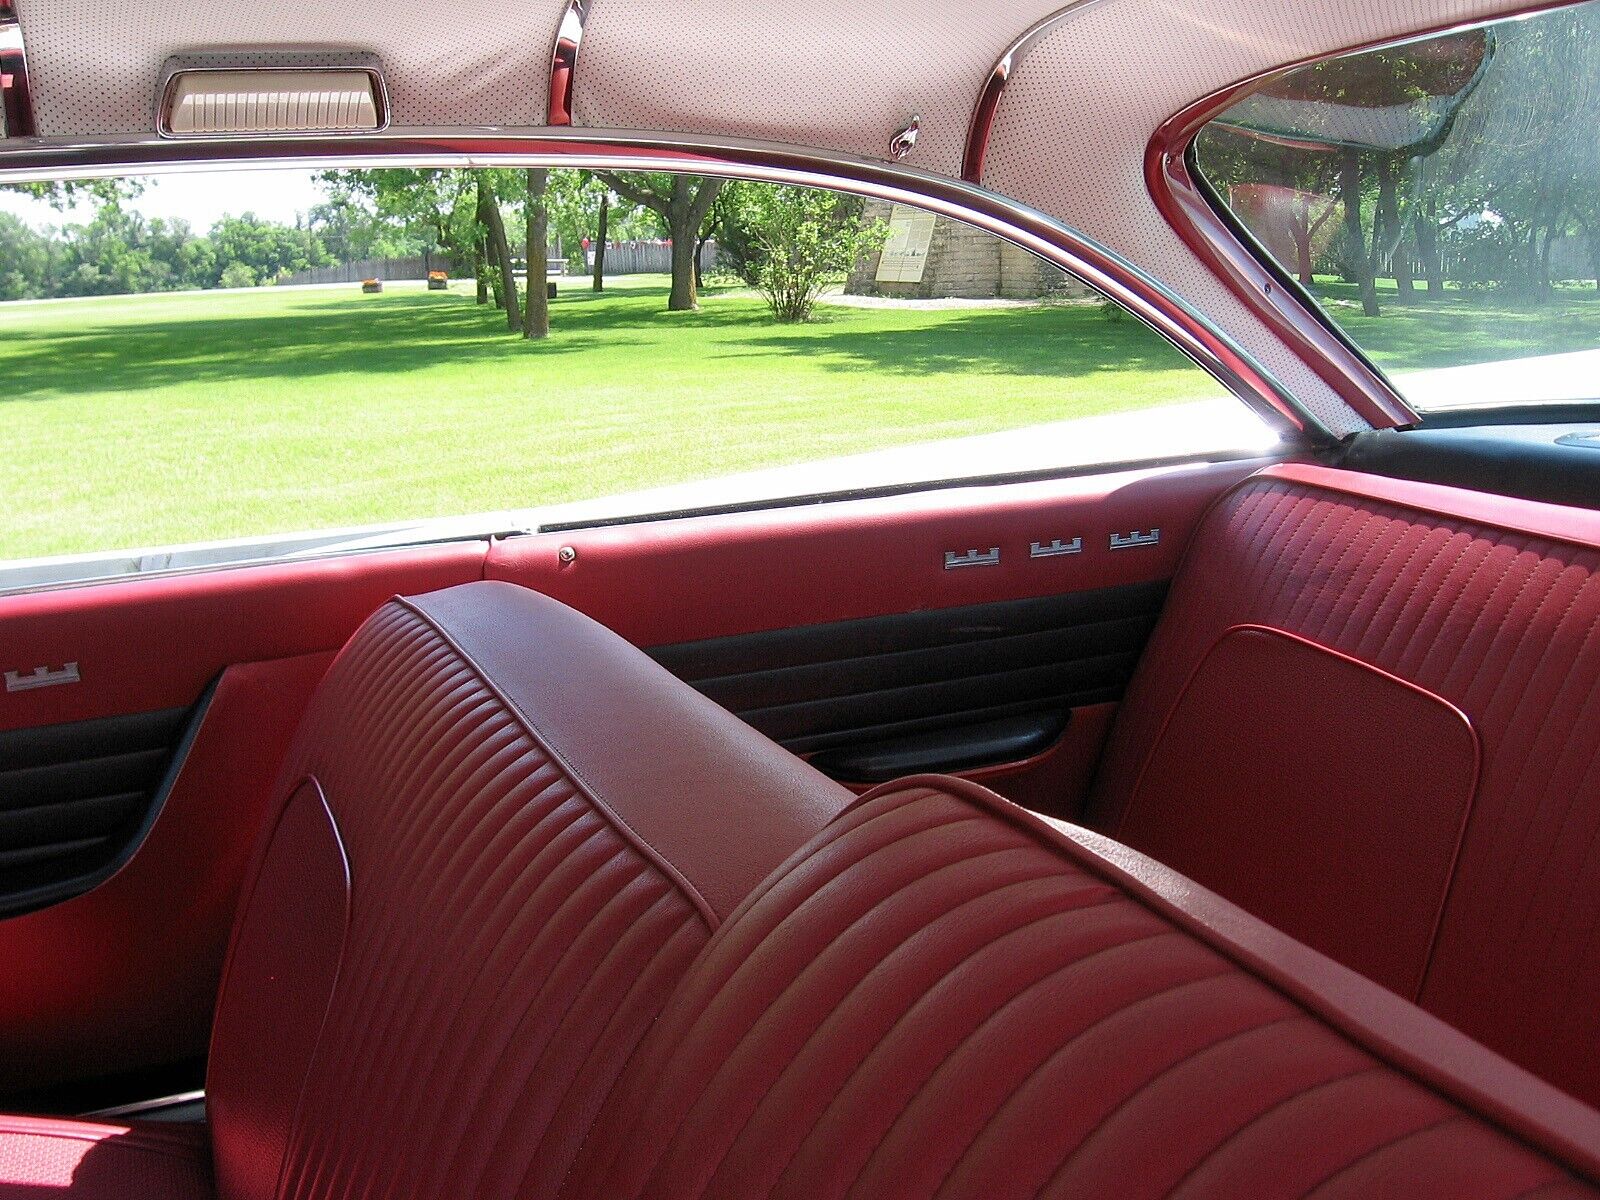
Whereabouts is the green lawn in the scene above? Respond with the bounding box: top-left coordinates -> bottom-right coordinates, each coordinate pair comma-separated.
0,279 -> 1214,559
1308,277 -> 1600,372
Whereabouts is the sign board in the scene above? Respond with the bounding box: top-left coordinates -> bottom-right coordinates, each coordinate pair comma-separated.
875,204 -> 937,284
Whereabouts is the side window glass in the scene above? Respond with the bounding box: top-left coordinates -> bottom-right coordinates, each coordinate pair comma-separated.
1194,2 -> 1600,413
0,170 -> 1266,587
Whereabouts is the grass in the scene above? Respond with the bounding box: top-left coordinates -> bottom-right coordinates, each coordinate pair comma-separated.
1307,277 -> 1600,373
0,278 -> 1216,559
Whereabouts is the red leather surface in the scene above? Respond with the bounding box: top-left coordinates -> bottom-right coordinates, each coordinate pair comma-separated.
564,777 -> 1600,1200
206,779 -> 349,1200
407,583 -> 852,922
1119,625 -> 1480,997
208,584 -> 849,1200
488,459 -> 1268,646
1091,464 -> 1600,1106
0,651 -> 333,1094
0,544 -> 483,734
0,1115 -> 211,1199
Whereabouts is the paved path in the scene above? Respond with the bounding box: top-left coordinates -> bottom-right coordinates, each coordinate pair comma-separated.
1394,348 -> 1600,410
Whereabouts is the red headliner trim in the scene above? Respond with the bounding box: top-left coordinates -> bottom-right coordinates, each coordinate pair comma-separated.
1147,104 -> 1417,430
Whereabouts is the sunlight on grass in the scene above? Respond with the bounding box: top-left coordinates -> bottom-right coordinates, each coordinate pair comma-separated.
0,279 -> 1218,558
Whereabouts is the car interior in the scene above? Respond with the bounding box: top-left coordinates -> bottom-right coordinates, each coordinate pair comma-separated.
4,0 -> 1600,1196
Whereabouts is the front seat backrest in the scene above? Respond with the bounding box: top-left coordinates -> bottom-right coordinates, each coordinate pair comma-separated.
203,581 -> 852,1200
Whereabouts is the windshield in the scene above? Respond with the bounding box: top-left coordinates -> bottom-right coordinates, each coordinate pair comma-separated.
1193,1 -> 1600,413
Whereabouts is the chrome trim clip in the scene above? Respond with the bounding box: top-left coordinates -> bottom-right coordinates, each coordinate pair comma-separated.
945,547 -> 1001,570
1029,537 -> 1082,558
5,662 -> 80,692
0,0 -> 33,138
889,115 -> 920,161
1109,529 -> 1160,550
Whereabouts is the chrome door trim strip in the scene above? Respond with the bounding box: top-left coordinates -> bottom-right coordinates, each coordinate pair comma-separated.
962,0 -> 1108,184
548,0 -> 589,125
0,0 -> 33,138
0,127 -> 1321,438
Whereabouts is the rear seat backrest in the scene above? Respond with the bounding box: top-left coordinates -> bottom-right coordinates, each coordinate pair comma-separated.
204,582 -> 851,1200
560,776 -> 1600,1199
1089,462 -> 1600,1105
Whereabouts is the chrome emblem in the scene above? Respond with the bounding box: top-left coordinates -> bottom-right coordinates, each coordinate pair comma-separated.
1029,537 -> 1082,559
944,547 -> 1000,570
5,662 -> 80,692
1109,529 -> 1161,550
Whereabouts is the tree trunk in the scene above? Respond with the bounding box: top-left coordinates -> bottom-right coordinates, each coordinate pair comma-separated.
1374,157 -> 1414,304
1416,196 -> 1444,295
592,192 -> 608,292
1339,151 -> 1380,317
668,234 -> 699,310
1289,198 -> 1315,287
475,237 -> 490,304
665,176 -> 700,311
478,180 -> 520,331
523,168 -> 550,340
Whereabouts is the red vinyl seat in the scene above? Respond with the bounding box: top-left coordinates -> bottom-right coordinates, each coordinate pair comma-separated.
1089,462 -> 1600,1107
561,775 -> 1600,1199
6,574 -> 1600,1198
0,581 -> 853,1200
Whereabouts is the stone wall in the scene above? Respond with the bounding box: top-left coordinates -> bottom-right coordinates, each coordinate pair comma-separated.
847,200 -> 1093,300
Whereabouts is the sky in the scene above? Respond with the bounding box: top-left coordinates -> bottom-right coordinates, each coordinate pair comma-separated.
0,169 -> 331,233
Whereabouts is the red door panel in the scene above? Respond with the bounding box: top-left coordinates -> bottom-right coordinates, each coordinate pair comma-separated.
0,543 -> 484,734
0,456 -> 1274,1100
0,652 -> 332,1094
0,545 -> 485,1098
492,459 -> 1273,819
487,460 -> 1267,644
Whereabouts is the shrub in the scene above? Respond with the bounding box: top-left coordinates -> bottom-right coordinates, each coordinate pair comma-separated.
218,262 -> 258,289
738,186 -> 888,323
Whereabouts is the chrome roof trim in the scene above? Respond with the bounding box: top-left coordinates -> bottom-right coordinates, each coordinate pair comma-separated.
963,0 -> 1109,184
0,0 -> 34,138
0,127 -> 1322,439
548,0 -> 588,125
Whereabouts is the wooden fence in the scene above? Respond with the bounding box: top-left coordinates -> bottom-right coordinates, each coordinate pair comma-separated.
277,254 -> 458,287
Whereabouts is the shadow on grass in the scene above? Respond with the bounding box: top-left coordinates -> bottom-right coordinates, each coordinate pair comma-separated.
740,306 -> 1197,380
0,286 -> 771,402
1307,282 -> 1600,371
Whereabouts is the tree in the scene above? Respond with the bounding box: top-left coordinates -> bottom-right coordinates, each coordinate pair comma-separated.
477,174 -> 520,331
730,185 -> 888,323
592,190 -> 609,292
523,168 -> 550,340
0,213 -> 55,300
595,173 -> 724,310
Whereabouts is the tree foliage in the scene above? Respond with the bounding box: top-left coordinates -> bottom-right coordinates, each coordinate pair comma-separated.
0,206 -> 330,299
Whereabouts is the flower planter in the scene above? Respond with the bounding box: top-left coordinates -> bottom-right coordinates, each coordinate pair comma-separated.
362,279 -> 383,294
427,271 -> 448,291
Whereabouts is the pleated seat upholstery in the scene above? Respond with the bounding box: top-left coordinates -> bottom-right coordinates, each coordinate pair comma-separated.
562,775 -> 1600,1200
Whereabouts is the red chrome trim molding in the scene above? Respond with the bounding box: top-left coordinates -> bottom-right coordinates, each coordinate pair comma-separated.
1146,1 -> 1590,432
0,0 -> 34,138
963,0 -> 1108,184
0,128 -> 1316,436
1148,104 -> 1418,430
548,0 -> 588,126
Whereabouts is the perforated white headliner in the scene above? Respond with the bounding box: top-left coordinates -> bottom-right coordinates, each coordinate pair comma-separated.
9,0 -> 1551,434
17,0 -> 566,133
